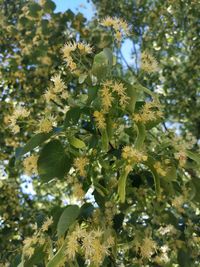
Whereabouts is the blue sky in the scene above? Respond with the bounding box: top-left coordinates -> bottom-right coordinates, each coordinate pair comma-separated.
53,0 -> 95,20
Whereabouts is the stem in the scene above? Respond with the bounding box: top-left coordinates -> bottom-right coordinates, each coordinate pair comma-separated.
134,122 -> 146,149
101,128 -> 109,152
118,123 -> 146,203
118,169 -> 129,203
50,99 -> 64,109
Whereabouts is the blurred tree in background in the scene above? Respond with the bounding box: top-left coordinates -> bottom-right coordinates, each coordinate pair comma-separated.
92,0 -> 200,137
0,0 -> 200,266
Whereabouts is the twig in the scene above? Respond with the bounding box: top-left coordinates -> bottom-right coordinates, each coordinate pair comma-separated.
50,99 -> 64,109
119,50 -> 135,75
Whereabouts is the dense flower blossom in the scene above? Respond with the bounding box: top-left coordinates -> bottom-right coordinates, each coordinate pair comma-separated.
93,111 -> 106,129
133,100 -> 163,123
100,80 -> 129,112
141,51 -> 159,73
36,115 -> 56,133
154,161 -> 167,176
101,16 -> 129,42
74,156 -> 89,177
51,74 -> 65,93
23,155 -> 38,176
139,237 -> 157,258
122,146 -> 147,163
41,217 -> 53,232
7,106 -> 30,134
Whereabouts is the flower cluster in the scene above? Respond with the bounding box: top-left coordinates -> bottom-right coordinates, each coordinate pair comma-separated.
133,100 -> 163,123
100,80 -> 129,112
61,41 -> 93,73
22,217 -> 52,259
100,16 -> 129,42
7,106 -> 30,134
122,146 -> 147,162
23,154 -> 38,176
66,175 -> 86,200
44,73 -> 69,103
105,201 -> 117,226
93,111 -> 106,129
153,161 -> 167,176
74,156 -> 89,177
141,51 -> 159,73
65,224 -> 114,266
122,146 -> 148,173
36,115 -> 56,133
41,216 -> 53,232
172,132 -> 196,166
139,236 -> 157,258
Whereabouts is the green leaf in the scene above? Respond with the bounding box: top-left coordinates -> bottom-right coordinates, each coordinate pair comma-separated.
91,49 -> 111,79
43,0 -> 56,11
78,73 -> 88,84
28,3 -> 41,17
69,136 -> 86,149
145,117 -> 163,130
37,140 -> 71,182
87,86 -> 98,104
162,166 -> 177,181
24,245 -> 45,267
186,150 -> 200,165
106,115 -> 114,141
64,107 -> 81,127
113,213 -> 124,232
79,203 -> 94,220
191,177 -> 200,203
15,132 -> 53,160
177,248 -> 192,267
57,205 -> 80,238
93,189 -> 105,208
103,48 -> 113,65
47,243 -> 66,267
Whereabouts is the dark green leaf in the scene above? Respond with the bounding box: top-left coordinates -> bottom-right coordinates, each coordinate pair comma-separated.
43,0 -> 56,11
162,166 -> 177,181
15,128 -> 62,160
113,213 -> 124,232
87,86 -> 98,104
79,203 -> 94,220
186,150 -> 200,165
191,177 -> 200,203
178,248 -> 192,267
28,3 -> 41,17
46,244 -> 66,267
64,107 -> 81,127
24,245 -> 45,267
37,140 -> 71,182
57,205 -> 80,237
